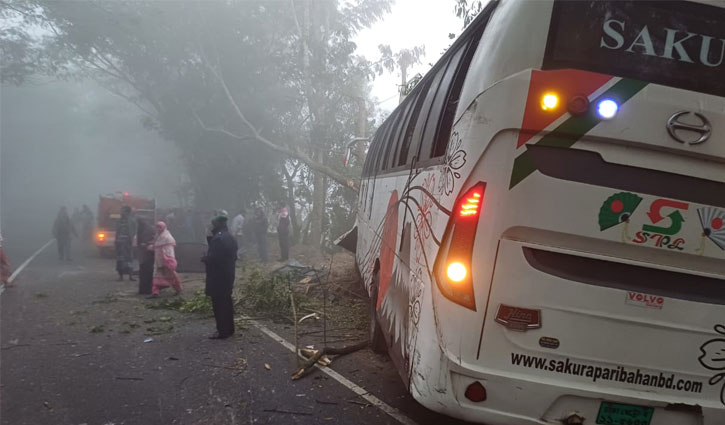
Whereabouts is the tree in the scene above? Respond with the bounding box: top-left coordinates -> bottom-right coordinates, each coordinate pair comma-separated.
1,0 -> 393,246
454,0 -> 485,28
374,44 -> 425,101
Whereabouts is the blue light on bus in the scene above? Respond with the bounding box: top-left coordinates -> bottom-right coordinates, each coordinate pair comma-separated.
596,99 -> 618,119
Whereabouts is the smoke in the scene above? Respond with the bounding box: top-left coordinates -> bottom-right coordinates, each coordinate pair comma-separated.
0,79 -> 183,258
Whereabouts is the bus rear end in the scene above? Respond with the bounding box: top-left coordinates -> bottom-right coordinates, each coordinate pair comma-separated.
430,1 -> 725,424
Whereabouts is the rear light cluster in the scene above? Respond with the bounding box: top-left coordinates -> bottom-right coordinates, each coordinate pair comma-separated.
433,182 -> 486,310
539,92 -> 618,119
97,233 -> 106,241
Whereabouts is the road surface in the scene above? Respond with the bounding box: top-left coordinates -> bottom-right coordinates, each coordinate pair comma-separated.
0,243 -> 471,425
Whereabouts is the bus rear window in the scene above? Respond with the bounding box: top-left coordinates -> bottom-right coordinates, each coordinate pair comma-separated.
544,0 -> 725,98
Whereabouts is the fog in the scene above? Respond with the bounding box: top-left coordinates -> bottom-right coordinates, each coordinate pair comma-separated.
1,80 -> 183,258
0,0 -> 419,259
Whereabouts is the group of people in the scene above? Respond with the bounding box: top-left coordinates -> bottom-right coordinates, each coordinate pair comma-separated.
52,205 -> 94,261
230,204 -> 291,263
53,206 -> 79,261
52,202 -> 291,340
113,206 -> 183,298
115,207 -> 237,339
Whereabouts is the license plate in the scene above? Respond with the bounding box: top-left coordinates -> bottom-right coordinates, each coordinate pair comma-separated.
596,401 -> 654,425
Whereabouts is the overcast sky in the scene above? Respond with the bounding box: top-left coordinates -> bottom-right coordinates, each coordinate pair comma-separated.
355,0 -> 463,113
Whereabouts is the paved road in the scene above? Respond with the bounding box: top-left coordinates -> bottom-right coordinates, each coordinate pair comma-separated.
1,244 -> 471,425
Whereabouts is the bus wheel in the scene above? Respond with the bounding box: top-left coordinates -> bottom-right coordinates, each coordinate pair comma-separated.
369,272 -> 388,354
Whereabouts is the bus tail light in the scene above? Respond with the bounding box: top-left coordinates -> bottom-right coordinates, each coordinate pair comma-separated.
433,182 -> 486,310
97,232 -> 106,241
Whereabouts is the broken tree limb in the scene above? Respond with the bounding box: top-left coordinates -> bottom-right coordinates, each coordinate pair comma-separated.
291,340 -> 369,380
198,55 -> 360,193
290,291 -> 300,367
262,408 -> 312,416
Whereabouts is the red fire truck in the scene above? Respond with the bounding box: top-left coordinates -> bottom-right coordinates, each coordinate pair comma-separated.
95,192 -> 155,257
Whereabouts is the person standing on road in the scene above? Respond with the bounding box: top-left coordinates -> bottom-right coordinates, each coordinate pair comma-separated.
53,206 -> 77,261
202,215 -> 238,339
80,204 -> 94,243
136,218 -> 155,295
252,207 -> 268,263
231,209 -> 245,260
115,206 -> 137,281
0,233 -> 13,287
149,221 -> 182,298
277,203 -> 291,262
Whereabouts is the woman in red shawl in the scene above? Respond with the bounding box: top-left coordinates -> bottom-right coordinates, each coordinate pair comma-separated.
148,221 -> 182,297
0,233 -> 13,287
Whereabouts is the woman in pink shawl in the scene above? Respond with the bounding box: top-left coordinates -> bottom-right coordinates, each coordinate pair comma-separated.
148,221 -> 182,297
0,233 -> 13,287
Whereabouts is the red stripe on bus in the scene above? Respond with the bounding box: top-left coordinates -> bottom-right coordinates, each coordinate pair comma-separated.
517,69 -> 613,148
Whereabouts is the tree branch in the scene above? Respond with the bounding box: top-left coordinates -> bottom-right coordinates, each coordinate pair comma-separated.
200,51 -> 359,192
192,110 -> 255,142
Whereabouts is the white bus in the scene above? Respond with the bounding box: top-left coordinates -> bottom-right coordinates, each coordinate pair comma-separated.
353,1 -> 725,424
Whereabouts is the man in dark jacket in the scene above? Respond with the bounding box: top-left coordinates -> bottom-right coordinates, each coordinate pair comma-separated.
136,218 -> 155,295
202,215 -> 238,339
115,206 -> 137,281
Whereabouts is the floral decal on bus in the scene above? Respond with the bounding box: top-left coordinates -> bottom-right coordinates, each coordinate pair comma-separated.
440,131 -> 467,196
698,324 -> 725,406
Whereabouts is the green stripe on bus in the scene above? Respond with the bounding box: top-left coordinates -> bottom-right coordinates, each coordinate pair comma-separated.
509,78 -> 649,189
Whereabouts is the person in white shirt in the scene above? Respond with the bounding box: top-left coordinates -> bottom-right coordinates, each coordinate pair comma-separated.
230,210 -> 245,260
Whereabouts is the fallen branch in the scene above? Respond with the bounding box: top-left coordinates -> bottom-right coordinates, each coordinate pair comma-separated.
262,408 -> 312,416
200,363 -> 246,372
198,55 -> 359,193
299,326 -> 361,336
291,340 -> 369,380
291,292 -> 300,367
0,344 -> 31,350
315,399 -> 339,405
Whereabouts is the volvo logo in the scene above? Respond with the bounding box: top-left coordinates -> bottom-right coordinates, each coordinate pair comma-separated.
666,111 -> 711,145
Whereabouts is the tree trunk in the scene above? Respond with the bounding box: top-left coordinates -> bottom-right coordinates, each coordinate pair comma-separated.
284,168 -> 300,244
356,97 -> 367,166
309,150 -> 325,247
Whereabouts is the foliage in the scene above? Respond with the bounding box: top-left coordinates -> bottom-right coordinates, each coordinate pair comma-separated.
374,44 -> 425,94
146,291 -> 212,315
1,0 -> 396,246
237,266 -> 294,315
178,291 -> 213,314
454,0 -> 485,28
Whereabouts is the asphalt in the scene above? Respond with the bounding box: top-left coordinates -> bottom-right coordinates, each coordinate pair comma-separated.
0,243 -> 472,425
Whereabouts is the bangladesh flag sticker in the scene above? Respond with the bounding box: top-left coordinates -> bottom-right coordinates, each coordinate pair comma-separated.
599,192 -> 643,231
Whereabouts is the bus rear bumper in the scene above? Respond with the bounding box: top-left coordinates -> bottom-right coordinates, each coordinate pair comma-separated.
412,366 -> 723,425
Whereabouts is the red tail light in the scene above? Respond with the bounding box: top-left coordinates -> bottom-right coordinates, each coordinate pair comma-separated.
433,182 -> 486,310
97,232 -> 106,241
459,190 -> 482,217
